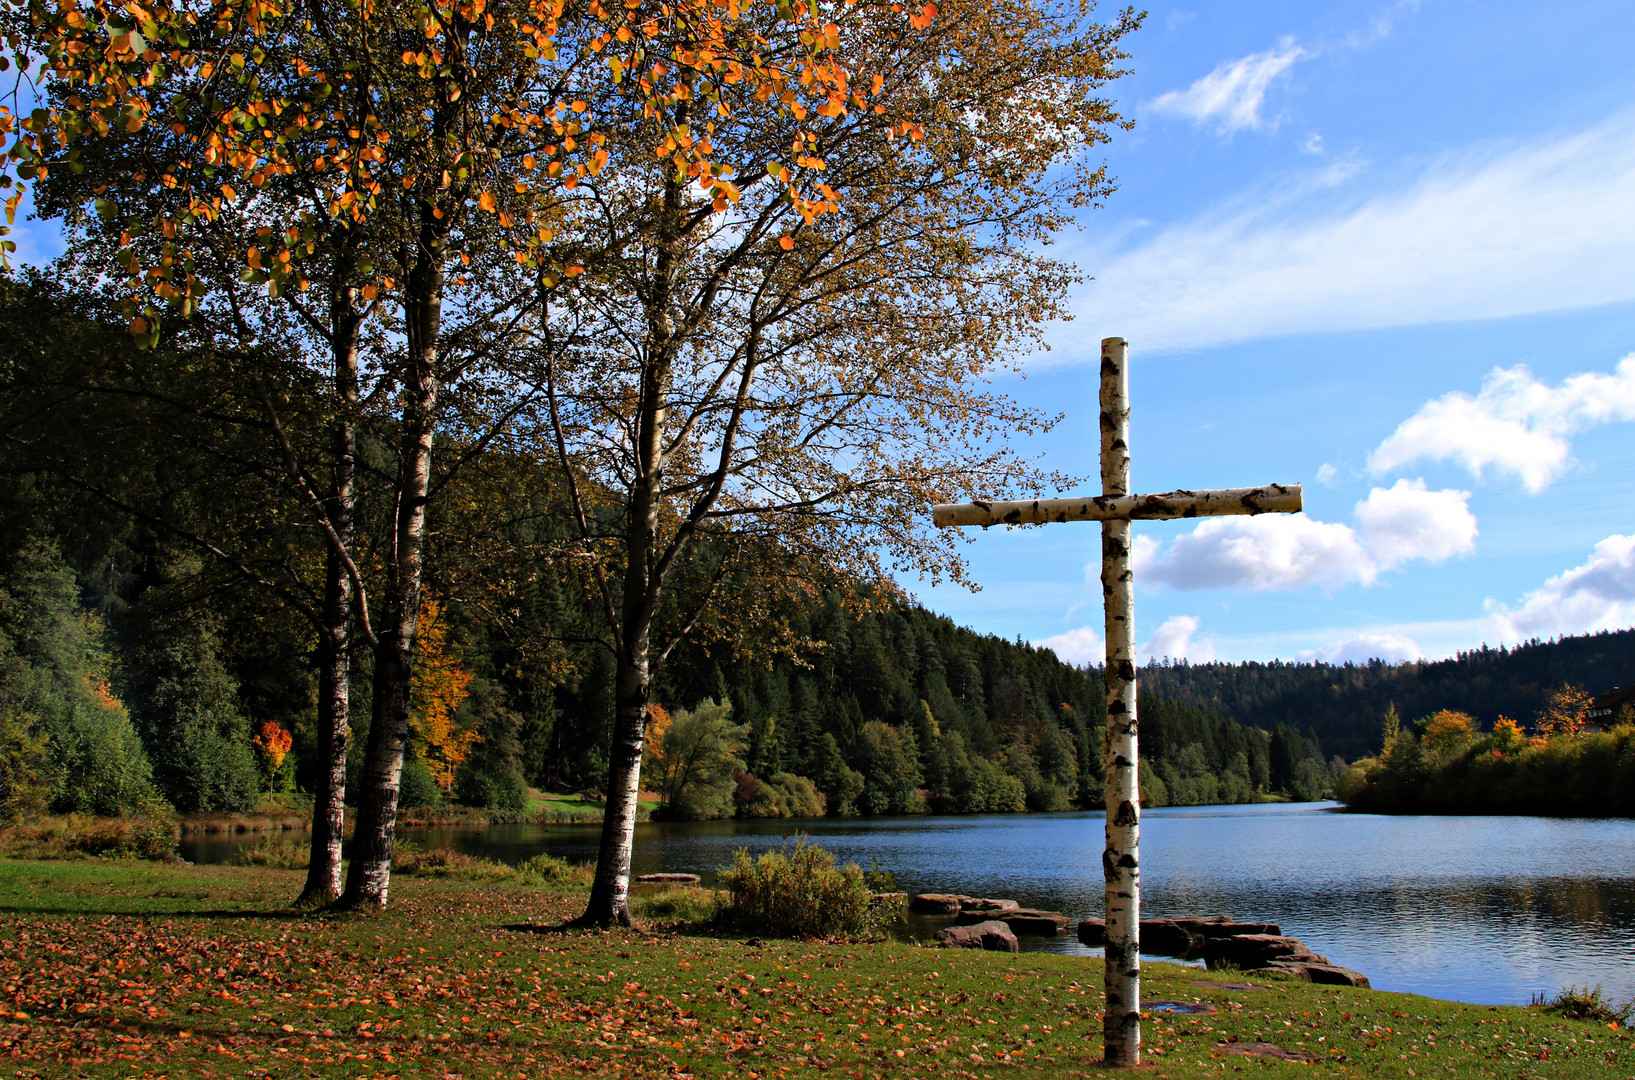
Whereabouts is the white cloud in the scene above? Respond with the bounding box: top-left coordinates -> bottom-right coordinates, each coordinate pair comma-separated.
1147,41 -> 1307,135
1368,357 -> 1635,493
1035,624 -> 1104,667
1137,513 -> 1374,590
1352,479 -> 1477,568
1491,535 -> 1635,640
1065,112 -> 1635,354
1135,482 -> 1474,591
1141,614 -> 1218,663
1295,632 -> 1423,665
1315,463 -> 1339,486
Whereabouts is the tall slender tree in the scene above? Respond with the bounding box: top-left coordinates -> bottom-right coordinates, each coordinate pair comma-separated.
540,0 -> 1140,925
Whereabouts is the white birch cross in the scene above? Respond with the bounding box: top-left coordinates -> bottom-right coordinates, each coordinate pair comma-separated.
932,337 -> 1302,1069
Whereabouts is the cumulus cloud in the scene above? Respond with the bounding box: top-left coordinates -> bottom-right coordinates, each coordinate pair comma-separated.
1135,482 -> 1475,591
1035,614 -> 1220,666
1296,632 -> 1423,665
1141,615 -> 1218,663
1353,479 -> 1478,568
1491,535 -> 1635,640
1035,624 -> 1104,667
1062,112 -> 1635,355
1137,513 -> 1374,590
1368,357 -> 1635,493
1147,41 -> 1307,135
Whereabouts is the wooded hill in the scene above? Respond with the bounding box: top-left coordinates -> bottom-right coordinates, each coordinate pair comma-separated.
1140,630 -> 1635,761
0,272 -> 1337,824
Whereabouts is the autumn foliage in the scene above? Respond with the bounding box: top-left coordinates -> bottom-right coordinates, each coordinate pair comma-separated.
251,721 -> 292,773
409,597 -> 477,792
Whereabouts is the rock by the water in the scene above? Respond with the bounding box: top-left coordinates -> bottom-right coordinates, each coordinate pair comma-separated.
1140,918 -> 1203,956
936,920 -> 1019,953
955,908 -> 1068,934
636,873 -> 701,885
1261,961 -> 1371,988
961,898 -> 1020,914
1203,934 -> 1316,969
1173,916 -> 1283,938
1077,917 -> 1105,946
911,893 -> 969,914
870,892 -> 907,908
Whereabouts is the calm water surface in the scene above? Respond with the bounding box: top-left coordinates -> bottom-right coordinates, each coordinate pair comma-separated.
185,802 -> 1635,1007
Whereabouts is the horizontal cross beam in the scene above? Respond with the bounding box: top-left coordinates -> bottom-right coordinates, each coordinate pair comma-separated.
931,483 -> 1302,528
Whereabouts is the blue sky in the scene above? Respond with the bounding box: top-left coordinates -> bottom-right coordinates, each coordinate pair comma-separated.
915,0 -> 1635,665
11,1 -> 1635,668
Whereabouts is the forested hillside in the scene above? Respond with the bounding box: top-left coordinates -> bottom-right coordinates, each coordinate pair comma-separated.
0,273 -> 1338,825
1141,631 -> 1635,760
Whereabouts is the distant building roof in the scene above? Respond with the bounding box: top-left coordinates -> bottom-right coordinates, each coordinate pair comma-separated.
1587,686 -> 1635,720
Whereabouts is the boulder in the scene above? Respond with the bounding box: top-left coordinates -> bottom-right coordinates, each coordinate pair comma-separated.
1261,961 -> 1370,988
961,908 -> 1066,934
911,893 -> 969,914
936,920 -> 1019,953
635,873 -> 701,885
1173,917 -> 1283,938
1203,934 -> 1316,970
960,898 -> 1020,914
1140,919 -> 1203,956
1077,918 -> 1105,946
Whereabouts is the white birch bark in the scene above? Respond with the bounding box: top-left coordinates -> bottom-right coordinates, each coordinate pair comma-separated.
932,484 -> 1301,527
1099,336 -> 1141,1067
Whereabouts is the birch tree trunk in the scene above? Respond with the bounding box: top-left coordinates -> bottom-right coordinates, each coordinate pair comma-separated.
578,169 -> 683,928
341,214 -> 444,910
1099,336 -> 1140,1067
297,283 -> 361,908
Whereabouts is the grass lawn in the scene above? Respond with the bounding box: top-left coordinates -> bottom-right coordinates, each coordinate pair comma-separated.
0,858 -> 1627,1079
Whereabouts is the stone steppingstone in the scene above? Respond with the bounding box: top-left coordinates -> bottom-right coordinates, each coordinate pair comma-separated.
936,920 -> 1019,953
910,893 -> 969,914
952,908 -> 1068,934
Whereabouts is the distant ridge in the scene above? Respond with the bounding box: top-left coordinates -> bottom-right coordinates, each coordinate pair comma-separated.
1138,628 -> 1635,759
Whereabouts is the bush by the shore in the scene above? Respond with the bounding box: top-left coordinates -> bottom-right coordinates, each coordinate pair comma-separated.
719,837 -> 899,939
0,814 -> 178,861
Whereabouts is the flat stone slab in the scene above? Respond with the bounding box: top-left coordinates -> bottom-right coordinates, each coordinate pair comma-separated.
911,893 -> 969,914
960,898 -> 1019,914
635,873 -> 701,885
1214,1041 -> 1323,1063
936,920 -> 1019,953
1261,961 -> 1371,988
1203,934 -> 1316,969
1077,917 -> 1104,946
965,908 -> 1069,934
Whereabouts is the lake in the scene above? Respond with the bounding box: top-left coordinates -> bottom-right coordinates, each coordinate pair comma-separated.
184,801 -> 1635,1007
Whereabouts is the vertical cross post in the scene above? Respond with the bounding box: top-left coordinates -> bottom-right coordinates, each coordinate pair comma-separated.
929,335 -> 1302,1070
1099,337 -> 1140,1066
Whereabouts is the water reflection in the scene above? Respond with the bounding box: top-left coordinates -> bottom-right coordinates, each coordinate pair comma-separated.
182,802 -> 1635,1006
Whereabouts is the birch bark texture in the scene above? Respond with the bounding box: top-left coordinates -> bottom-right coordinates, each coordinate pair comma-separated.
929,335 -> 1303,1068
1099,337 -> 1140,1066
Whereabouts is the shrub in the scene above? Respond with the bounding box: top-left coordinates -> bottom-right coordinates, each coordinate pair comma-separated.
0,814 -> 177,861
393,845 -> 515,881
515,852 -> 595,890
1533,985 -> 1634,1025
632,886 -> 723,926
718,837 -> 883,939
231,835 -> 310,869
